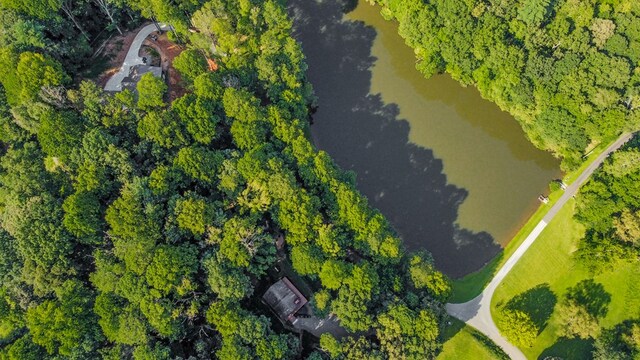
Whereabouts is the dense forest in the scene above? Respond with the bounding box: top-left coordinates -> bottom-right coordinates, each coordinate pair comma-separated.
0,0 -> 450,359
1,0 -> 639,358
576,135 -> 640,267
570,135 -> 640,359
370,0 -> 640,169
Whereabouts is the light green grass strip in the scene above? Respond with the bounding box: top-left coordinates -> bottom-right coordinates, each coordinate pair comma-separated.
450,137 -> 616,303
437,319 -> 507,360
491,201 -> 640,359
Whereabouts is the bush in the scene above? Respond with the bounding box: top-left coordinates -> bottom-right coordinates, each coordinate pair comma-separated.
499,309 -> 539,347
549,180 -> 561,192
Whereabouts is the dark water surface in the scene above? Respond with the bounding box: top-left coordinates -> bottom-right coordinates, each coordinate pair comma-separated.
289,0 -> 561,277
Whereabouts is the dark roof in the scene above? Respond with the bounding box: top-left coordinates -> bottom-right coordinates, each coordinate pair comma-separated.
262,277 -> 308,322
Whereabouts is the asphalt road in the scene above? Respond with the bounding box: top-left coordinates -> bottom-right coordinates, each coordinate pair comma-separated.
104,23 -> 168,92
446,132 -> 634,360
292,314 -> 349,339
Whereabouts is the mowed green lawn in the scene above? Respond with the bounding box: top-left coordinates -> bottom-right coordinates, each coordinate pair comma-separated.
491,199 -> 640,359
450,138 -> 615,304
437,320 -> 507,360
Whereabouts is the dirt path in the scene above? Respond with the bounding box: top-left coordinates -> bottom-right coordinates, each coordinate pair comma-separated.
147,32 -> 187,101
94,24 -> 147,88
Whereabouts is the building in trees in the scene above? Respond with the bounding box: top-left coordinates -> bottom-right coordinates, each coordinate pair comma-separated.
262,277 -> 308,323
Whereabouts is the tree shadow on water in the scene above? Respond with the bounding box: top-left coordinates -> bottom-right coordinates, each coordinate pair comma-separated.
288,0 -> 501,277
339,0 -> 358,13
504,283 -> 557,333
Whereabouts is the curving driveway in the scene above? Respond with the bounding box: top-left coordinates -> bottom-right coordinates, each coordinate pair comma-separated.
104,23 -> 169,92
292,314 -> 350,339
446,132 -> 634,360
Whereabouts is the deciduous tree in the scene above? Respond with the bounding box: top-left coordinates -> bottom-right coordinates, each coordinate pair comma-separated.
137,73 -> 167,110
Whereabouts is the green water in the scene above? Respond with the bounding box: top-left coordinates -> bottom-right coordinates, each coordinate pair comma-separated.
290,0 -> 561,276
347,3 -> 562,244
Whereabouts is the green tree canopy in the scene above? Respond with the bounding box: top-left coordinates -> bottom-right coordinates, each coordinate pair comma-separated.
26,280 -> 101,356
136,73 -> 167,110
173,49 -> 208,83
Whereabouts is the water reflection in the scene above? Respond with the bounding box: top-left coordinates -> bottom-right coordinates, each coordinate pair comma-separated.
350,1 -> 562,245
289,0 -> 504,277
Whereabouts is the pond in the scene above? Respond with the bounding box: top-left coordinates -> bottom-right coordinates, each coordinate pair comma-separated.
289,0 -> 562,277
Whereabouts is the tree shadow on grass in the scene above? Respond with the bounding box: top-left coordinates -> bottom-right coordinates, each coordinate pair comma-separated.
505,283 -> 557,333
538,337 -> 594,360
469,329 -> 510,360
439,318 -> 509,360
440,317 -> 466,342
566,279 -> 611,318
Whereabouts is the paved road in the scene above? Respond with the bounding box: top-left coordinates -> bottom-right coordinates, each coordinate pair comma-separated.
446,132 -> 634,360
292,314 -> 349,339
104,23 -> 169,92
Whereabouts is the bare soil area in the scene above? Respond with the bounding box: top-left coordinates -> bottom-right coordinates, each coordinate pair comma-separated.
146,33 -> 187,101
94,24 -> 147,88
96,25 -> 187,101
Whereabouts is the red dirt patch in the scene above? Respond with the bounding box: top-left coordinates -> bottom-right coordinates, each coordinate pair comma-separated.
94,24 -> 147,88
144,33 -> 187,102
207,58 -> 219,71
96,24 -> 188,102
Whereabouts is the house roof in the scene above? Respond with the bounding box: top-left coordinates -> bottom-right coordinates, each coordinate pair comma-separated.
262,277 -> 308,322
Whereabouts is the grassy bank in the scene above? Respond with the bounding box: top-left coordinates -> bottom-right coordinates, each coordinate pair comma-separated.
437,320 -> 507,360
490,200 -> 640,359
449,138 -> 616,303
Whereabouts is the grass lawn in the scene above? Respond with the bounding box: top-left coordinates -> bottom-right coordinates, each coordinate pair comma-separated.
490,200 -> 640,359
437,319 -> 507,360
450,137 -> 617,303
